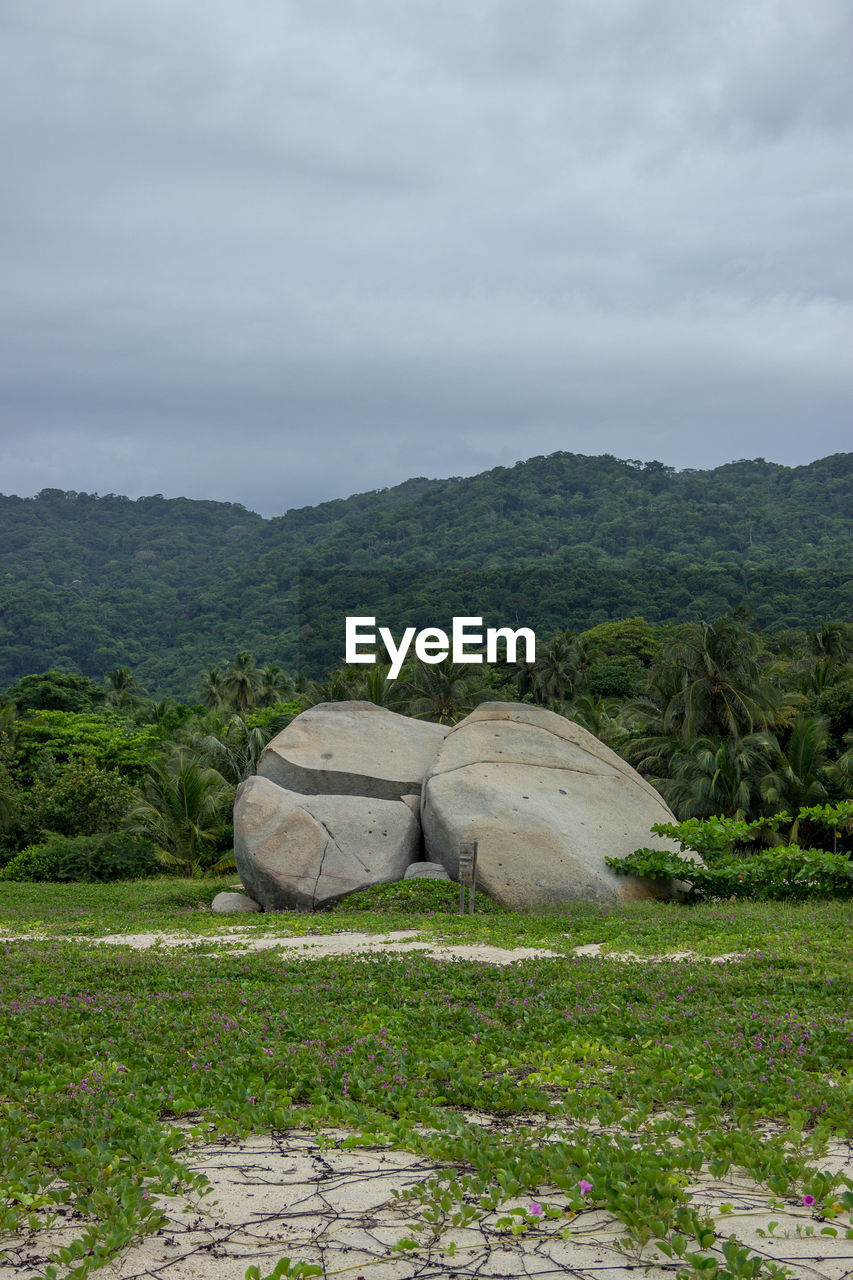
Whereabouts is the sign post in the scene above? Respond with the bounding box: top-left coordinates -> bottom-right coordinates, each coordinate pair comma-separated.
458,841 -> 478,915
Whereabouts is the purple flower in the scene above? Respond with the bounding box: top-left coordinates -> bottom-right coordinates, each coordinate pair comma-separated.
528,1201 -> 544,1216
802,1194 -> 816,1206
578,1180 -> 593,1197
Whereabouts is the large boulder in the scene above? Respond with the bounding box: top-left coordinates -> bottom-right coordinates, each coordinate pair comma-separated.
234,776 -> 420,910
257,702 -> 449,801
421,702 -> 685,908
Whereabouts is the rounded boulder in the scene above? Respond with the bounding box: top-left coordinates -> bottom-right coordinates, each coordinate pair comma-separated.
421,702 -> 685,908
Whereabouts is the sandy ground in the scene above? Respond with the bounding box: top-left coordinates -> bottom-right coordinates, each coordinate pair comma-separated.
2,930 -> 850,1279
0,926 -> 748,965
3,1124 -> 851,1280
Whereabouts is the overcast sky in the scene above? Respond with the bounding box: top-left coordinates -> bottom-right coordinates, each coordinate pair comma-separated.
1,1 -> 851,517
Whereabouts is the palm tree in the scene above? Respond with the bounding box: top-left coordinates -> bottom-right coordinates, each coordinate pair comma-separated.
0,701 -> 19,742
128,751 -> 234,877
403,658 -> 494,724
0,704 -> 19,833
352,662 -> 409,710
197,715 -> 272,785
621,658 -> 687,781
257,665 -> 293,706
653,613 -> 793,743
147,698 -> 176,724
301,668 -> 360,706
664,733 -> 775,820
0,781 -> 17,834
835,743 -> 853,801
565,692 -> 624,749
759,716 -> 835,839
200,666 -> 226,710
529,631 -> 590,706
797,658 -> 850,697
221,651 -> 263,712
808,620 -> 852,664
104,666 -> 145,708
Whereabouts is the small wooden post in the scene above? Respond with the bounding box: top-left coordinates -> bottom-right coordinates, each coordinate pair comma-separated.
458,841 -> 478,915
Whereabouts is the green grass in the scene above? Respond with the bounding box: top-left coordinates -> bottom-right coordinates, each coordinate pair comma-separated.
0,881 -> 851,1279
1,877 -> 851,965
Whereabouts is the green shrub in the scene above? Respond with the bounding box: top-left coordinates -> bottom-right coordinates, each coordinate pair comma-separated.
0,831 -> 158,882
18,758 -> 134,843
325,878 -> 507,915
14,708 -> 161,783
608,841 -> 853,902
645,814 -> 788,865
585,655 -> 644,698
644,803 -> 853,866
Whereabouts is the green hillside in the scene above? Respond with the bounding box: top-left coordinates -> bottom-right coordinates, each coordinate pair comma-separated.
1,452 -> 851,697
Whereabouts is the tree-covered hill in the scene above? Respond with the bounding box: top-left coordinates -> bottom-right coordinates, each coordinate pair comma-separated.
1,453 -> 851,696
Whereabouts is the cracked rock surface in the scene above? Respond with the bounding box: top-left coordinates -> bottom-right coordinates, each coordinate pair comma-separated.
422,702 -> 687,909
234,777 -> 420,910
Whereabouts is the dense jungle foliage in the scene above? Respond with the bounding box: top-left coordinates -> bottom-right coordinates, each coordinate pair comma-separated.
1,610 -> 851,884
1,451 -> 850,692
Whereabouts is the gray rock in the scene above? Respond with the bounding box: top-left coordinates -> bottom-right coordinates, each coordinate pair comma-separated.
421,701 -> 686,908
234,776 -> 420,910
257,701 -> 449,801
211,890 -> 261,914
404,861 -> 451,881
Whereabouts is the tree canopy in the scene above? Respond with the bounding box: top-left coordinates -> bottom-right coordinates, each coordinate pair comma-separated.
0,451 -> 850,696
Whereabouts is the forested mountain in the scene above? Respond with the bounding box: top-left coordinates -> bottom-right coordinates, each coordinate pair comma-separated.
1,453 -> 851,697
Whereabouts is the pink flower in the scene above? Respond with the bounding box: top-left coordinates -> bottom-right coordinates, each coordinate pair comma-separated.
528,1201 -> 544,1216
578,1180 -> 593,1197
802,1194 -> 816,1206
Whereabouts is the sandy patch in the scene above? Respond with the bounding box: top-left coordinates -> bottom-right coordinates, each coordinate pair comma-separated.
0,928 -> 748,965
3,1127 -> 851,1280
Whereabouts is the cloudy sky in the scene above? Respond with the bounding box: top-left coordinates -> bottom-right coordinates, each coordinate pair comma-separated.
1,1 -> 851,517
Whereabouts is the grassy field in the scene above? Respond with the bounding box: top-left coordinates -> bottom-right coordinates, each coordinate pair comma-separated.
0,879 -> 851,1279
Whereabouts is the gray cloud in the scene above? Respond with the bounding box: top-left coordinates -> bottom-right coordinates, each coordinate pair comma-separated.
1,0 -> 850,516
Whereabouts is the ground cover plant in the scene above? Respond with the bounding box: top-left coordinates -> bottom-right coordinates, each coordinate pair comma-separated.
0,890 -> 851,1279
1,878 -> 853,962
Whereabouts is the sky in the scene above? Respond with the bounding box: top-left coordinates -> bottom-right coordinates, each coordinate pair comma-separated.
1,0 -> 851,518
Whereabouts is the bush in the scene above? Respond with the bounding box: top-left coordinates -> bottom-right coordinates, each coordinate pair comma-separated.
585,655 -> 644,699
18,758 -> 134,843
14,709 -> 160,783
607,803 -> 853,902
325,878 -> 507,915
608,843 -> 853,901
642,814 -> 785,866
0,832 -> 158,882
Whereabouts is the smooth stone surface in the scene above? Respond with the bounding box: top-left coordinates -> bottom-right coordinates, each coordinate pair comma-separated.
257,701 -> 449,801
211,891 -> 261,914
421,701 -> 687,908
234,776 -> 420,910
404,861 -> 451,881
